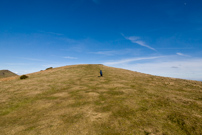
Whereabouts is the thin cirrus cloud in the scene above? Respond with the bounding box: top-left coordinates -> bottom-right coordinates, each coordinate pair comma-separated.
63,56 -> 78,59
91,49 -> 137,56
122,34 -> 156,51
103,56 -> 163,65
176,52 -> 189,57
117,58 -> 202,81
92,50 -> 117,56
19,57 -> 45,62
103,55 -> 202,81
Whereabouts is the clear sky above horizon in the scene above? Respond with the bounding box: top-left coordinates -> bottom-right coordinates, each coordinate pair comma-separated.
1,0 -> 202,81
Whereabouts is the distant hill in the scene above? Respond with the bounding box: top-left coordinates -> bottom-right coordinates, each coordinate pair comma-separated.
0,64 -> 202,134
0,70 -> 18,78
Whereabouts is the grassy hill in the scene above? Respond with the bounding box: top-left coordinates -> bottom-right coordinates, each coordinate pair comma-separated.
0,70 -> 18,79
0,64 -> 202,135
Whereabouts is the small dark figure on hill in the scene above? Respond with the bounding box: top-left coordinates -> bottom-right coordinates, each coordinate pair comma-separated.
100,70 -> 103,77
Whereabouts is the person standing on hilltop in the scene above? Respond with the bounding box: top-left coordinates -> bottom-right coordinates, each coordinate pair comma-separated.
100,70 -> 103,77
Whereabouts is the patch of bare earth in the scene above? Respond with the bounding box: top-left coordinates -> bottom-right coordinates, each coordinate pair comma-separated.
52,92 -> 69,98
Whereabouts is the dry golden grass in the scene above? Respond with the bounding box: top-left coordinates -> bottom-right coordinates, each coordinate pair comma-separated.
0,64 -> 202,135
0,70 -> 18,79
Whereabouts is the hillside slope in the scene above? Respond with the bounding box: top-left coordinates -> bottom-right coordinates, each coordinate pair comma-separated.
0,64 -> 202,135
0,70 -> 18,79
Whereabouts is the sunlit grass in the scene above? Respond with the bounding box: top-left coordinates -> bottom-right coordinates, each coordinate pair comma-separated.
0,64 -> 202,134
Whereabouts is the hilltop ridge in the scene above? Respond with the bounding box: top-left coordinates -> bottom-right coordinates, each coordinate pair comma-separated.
0,64 -> 202,134
0,70 -> 18,79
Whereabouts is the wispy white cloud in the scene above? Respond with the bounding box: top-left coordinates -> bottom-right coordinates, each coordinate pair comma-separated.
130,58 -> 202,81
104,56 -> 163,65
176,52 -> 189,57
19,57 -> 45,62
91,49 -> 139,56
60,37 -> 97,53
39,31 -> 63,36
63,56 -> 78,59
92,51 -> 117,56
47,32 -> 63,36
104,55 -> 202,81
122,34 -> 156,51
156,47 -> 193,50
5,63 -> 30,66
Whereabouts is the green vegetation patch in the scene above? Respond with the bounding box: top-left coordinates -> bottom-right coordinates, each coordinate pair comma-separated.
61,113 -> 84,124
94,91 -> 126,113
112,105 -> 136,119
24,126 -> 37,131
167,111 -> 202,135
106,90 -> 124,96
20,75 -> 29,79
0,98 -> 34,116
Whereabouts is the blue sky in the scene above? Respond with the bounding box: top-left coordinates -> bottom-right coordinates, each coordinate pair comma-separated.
1,0 -> 202,81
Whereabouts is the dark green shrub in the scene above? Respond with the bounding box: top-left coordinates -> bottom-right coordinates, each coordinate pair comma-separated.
46,67 -> 53,70
20,75 -> 28,79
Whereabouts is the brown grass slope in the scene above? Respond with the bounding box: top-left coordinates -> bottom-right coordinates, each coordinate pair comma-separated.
0,70 -> 18,79
0,64 -> 202,135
